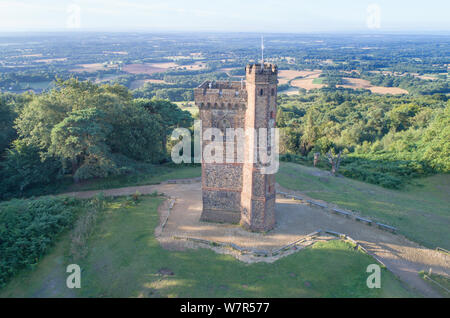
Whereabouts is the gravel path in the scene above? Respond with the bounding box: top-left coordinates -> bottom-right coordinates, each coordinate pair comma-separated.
62,180 -> 449,298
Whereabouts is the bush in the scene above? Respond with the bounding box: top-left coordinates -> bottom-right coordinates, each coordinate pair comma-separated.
0,140 -> 61,200
0,196 -> 80,287
280,152 -> 430,189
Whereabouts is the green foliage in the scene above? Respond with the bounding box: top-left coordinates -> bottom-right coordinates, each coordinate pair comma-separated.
5,79 -> 193,188
0,140 -> 61,199
135,98 -> 193,160
277,83 -> 290,91
109,102 -> 165,163
0,96 -> 17,156
0,196 -> 80,287
365,73 -> 449,95
50,108 -> 115,181
418,106 -> 450,171
278,92 -> 448,188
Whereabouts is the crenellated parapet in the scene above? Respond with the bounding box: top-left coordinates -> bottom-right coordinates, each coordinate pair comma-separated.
194,81 -> 247,110
245,63 -> 278,85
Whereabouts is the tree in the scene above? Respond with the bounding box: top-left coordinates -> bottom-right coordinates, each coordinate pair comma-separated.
49,108 -> 114,182
326,150 -> 342,176
419,105 -> 450,171
135,98 -> 193,157
0,96 -> 17,156
0,140 -> 61,197
14,79 -> 169,180
108,102 -> 165,163
300,108 -> 321,155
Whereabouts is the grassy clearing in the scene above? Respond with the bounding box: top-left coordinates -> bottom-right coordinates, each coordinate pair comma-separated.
17,164 -> 201,198
174,101 -> 198,116
0,195 -> 415,298
312,77 -> 324,84
276,162 -> 450,249
64,165 -> 201,193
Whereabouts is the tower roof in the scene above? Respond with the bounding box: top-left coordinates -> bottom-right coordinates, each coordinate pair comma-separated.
246,63 -> 278,75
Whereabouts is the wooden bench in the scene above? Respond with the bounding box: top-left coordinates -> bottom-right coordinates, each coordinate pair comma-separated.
355,216 -> 373,225
332,208 -> 351,218
375,222 -> 397,233
436,247 -> 450,255
308,200 -> 328,209
325,230 -> 345,238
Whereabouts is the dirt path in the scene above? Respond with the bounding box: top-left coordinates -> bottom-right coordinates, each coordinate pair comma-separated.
61,180 -> 449,298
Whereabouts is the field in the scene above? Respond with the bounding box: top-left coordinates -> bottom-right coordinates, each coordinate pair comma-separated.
337,78 -> 409,94
278,70 -> 321,85
122,63 -> 167,75
290,71 -> 324,90
177,61 -> 206,70
175,101 -> 198,116
129,79 -> 172,89
123,62 -> 206,75
35,58 -> 67,63
287,74 -> 409,94
276,162 -> 450,250
18,81 -> 52,91
71,63 -> 119,73
369,70 -> 448,81
0,195 -> 414,298
63,165 -> 201,193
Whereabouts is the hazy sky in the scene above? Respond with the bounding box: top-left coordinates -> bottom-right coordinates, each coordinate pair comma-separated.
0,0 -> 449,33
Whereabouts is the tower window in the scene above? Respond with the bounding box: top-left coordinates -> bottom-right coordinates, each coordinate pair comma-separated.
271,88 -> 275,96
260,88 -> 264,96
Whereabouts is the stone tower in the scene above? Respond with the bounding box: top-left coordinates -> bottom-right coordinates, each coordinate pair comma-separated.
194,63 -> 278,232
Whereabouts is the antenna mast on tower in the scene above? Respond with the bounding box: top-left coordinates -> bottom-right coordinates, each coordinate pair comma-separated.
261,35 -> 264,65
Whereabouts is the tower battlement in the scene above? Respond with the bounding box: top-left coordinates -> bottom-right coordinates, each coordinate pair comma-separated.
245,63 -> 278,84
194,80 -> 247,109
245,63 -> 278,75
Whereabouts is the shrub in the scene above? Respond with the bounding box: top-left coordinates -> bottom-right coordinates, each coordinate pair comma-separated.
0,140 -> 61,200
0,196 -> 79,287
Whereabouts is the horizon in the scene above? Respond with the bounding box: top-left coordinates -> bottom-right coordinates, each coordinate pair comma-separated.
0,0 -> 449,33
1,30 -> 450,37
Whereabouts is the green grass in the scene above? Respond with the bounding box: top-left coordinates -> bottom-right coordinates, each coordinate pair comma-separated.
174,101 -> 198,116
64,164 -> 201,193
19,81 -> 52,90
419,271 -> 450,297
17,164 -> 201,198
276,162 -> 450,250
0,195 -> 415,298
312,78 -> 325,84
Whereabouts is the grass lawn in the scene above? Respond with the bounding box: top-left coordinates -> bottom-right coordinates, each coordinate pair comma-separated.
17,164 -> 201,199
0,195 -> 415,298
64,165 -> 201,193
419,271 -> 450,297
174,101 -> 198,117
276,162 -> 450,250
19,81 -> 52,90
312,78 -> 325,84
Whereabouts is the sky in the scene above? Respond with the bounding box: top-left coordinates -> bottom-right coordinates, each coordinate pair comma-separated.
0,0 -> 449,33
